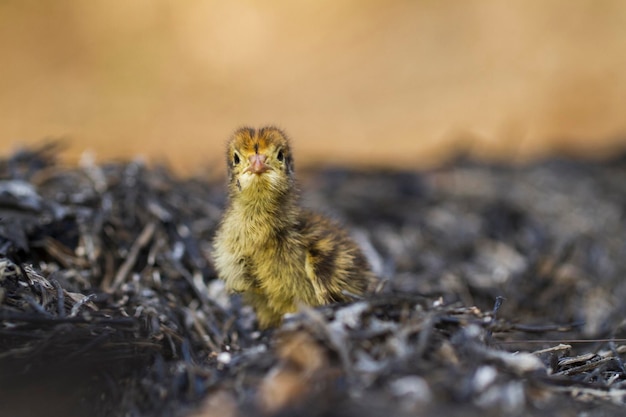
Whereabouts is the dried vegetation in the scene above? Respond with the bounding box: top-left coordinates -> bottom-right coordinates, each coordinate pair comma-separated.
2,144 -> 626,416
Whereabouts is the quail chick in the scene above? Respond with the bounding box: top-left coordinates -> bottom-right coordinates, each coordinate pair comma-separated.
212,126 -> 374,328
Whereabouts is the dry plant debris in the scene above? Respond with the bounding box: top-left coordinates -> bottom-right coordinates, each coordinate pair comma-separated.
2,144 -> 626,417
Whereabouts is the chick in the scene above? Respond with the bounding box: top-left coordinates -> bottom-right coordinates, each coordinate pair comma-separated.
212,126 -> 374,328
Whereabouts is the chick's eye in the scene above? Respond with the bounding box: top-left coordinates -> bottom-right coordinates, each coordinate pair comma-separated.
233,153 -> 240,165
277,150 -> 284,162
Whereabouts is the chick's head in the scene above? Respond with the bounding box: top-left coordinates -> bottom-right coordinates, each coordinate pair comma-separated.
227,126 -> 295,196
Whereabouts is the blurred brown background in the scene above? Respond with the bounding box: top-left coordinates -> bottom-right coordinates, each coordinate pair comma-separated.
1,1 -> 626,174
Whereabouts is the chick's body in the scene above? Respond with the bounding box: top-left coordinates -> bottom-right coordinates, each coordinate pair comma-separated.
213,127 -> 373,328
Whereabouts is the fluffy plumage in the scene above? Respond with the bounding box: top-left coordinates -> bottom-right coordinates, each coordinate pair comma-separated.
212,126 -> 374,328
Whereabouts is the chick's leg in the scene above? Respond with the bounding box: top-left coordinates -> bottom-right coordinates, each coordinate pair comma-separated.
244,291 -> 283,329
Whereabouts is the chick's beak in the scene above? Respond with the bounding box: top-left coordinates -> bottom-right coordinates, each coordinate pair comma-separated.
245,154 -> 269,174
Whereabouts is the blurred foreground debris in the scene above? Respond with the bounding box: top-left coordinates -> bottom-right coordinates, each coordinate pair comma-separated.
2,144 -> 626,416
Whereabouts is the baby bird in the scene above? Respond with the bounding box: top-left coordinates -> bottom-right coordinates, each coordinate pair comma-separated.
212,126 -> 374,328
